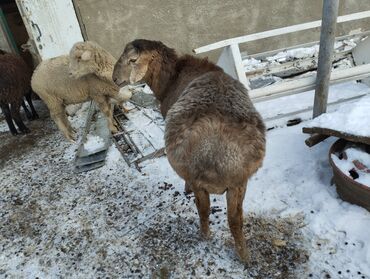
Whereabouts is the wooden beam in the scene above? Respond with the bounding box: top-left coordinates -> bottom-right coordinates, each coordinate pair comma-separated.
302,127 -> 370,145
262,93 -> 366,122
245,50 -> 351,79
313,0 -> 340,118
244,31 -> 370,60
193,11 -> 370,54
230,44 -> 250,89
305,133 -> 330,147
352,36 -> 370,87
249,63 -> 370,101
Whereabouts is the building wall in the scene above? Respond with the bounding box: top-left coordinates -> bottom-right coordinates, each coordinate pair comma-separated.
74,0 -> 370,60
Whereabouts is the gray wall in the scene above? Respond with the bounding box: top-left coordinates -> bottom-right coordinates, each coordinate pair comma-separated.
74,0 -> 370,60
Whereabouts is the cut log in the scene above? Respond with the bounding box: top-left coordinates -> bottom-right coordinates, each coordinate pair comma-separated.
304,133 -> 330,147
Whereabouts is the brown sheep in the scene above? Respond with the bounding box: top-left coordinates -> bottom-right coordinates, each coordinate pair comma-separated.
0,52 -> 38,135
113,39 -> 266,263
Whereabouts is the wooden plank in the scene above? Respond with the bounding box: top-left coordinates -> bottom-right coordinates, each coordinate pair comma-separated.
16,0 -> 84,59
262,93 -> 367,122
245,51 -> 350,79
230,43 -> 250,89
127,130 -> 156,157
352,36 -> 370,87
217,45 -> 251,89
313,0 -> 340,118
217,46 -> 238,80
134,147 -> 166,165
302,127 -> 370,145
249,63 -> 370,100
193,11 -> 370,54
124,109 -> 164,150
244,30 -> 370,60
304,133 -> 330,147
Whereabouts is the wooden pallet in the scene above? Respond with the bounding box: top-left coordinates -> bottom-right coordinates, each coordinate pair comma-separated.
112,103 -> 165,171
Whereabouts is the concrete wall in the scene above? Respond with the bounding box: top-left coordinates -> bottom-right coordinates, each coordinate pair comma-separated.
74,0 -> 370,61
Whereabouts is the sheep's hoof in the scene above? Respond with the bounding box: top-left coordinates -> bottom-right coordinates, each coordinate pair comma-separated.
20,127 -> 30,134
25,113 -> 33,120
31,114 -> 39,120
110,126 -> 119,134
200,229 -> 211,240
184,182 -> 193,193
10,130 -> 18,136
236,246 -> 251,265
65,132 -> 76,143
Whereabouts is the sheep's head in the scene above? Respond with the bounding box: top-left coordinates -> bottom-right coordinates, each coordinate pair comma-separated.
69,41 -> 100,79
113,40 -> 162,87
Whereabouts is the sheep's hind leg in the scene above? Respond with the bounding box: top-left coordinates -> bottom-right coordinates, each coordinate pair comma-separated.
25,91 -> 39,120
1,103 -> 18,135
226,186 -> 250,264
10,101 -> 30,134
194,188 -> 211,239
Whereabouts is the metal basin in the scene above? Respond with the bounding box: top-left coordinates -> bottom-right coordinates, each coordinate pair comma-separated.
329,139 -> 370,212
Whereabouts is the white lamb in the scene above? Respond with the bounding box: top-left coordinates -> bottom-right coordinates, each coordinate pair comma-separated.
31,41 -> 132,142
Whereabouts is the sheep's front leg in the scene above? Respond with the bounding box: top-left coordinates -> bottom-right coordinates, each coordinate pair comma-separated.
93,96 -> 118,134
194,188 -> 210,239
226,186 -> 249,263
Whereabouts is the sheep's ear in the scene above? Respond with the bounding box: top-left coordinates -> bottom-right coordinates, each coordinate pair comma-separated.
81,50 -> 91,61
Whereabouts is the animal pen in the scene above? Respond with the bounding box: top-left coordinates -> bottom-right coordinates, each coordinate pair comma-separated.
81,4 -> 370,172
101,0 -> 370,173
5,0 -> 370,171
2,0 -> 370,278
194,3 -> 370,119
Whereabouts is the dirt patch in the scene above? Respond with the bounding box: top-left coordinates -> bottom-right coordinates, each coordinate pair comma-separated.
0,112 -> 54,167
136,212 -> 308,278
3,199 -> 45,239
244,213 -> 309,279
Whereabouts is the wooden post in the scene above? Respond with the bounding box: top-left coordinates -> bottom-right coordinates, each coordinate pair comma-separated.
313,0 -> 340,118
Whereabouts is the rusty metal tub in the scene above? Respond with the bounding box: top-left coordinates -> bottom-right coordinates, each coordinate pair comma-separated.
329,139 -> 370,212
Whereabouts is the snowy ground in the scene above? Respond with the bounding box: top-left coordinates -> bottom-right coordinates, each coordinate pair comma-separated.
1,82 -> 370,278
307,94 -> 370,137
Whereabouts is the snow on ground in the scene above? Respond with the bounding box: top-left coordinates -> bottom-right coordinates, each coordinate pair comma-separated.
306,94 -> 370,137
254,81 -> 370,128
1,84 -> 370,278
84,134 -> 105,153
